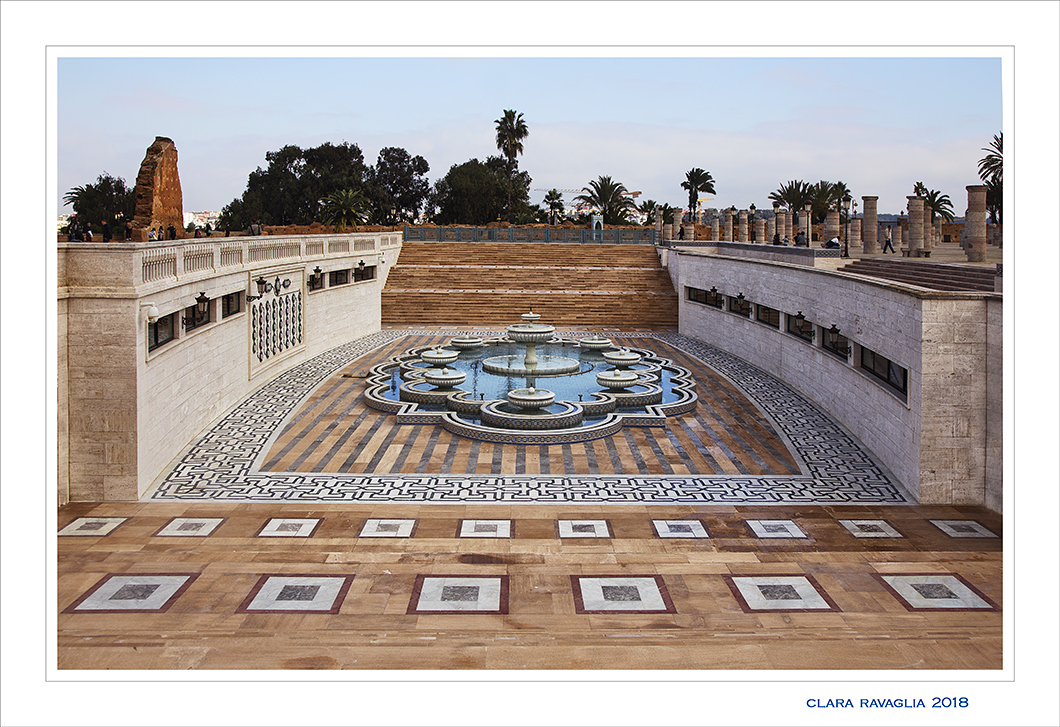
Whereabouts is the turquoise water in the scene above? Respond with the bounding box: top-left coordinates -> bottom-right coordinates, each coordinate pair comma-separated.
381,342 -> 685,413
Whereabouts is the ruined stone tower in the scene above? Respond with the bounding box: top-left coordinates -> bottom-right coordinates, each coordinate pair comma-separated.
131,136 -> 184,241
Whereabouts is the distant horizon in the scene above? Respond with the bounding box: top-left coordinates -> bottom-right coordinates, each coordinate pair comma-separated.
57,55 -> 1001,220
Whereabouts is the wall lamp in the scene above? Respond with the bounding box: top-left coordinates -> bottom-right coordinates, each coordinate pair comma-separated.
358,259 -> 366,271
309,266 -> 323,285
247,275 -> 290,301
181,292 -> 210,329
827,324 -> 850,356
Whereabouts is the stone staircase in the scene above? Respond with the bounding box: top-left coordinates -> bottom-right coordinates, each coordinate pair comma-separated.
837,258 -> 998,292
382,242 -> 678,328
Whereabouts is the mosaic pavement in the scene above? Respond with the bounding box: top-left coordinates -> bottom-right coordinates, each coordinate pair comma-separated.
147,329 -> 909,504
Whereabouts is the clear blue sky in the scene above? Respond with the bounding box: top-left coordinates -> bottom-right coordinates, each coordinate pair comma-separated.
58,55 -> 1000,216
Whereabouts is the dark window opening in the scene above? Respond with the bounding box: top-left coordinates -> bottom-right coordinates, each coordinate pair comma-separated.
148,312 -> 177,351
329,269 -> 349,286
354,265 -> 376,282
787,314 -> 814,342
728,296 -> 751,317
183,301 -> 211,332
221,292 -> 242,318
755,305 -> 780,328
860,346 -> 908,398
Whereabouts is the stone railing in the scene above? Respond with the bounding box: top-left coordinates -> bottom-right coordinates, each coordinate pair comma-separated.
58,231 -> 402,291
662,239 -> 840,265
404,225 -> 656,244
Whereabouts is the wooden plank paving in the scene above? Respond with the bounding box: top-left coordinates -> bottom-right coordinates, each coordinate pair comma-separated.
259,334 -> 801,477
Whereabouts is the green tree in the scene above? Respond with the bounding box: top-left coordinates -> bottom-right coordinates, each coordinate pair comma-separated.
321,188 -> 370,232
978,132 -> 1002,224
574,175 -> 636,225
913,183 -> 955,223
543,189 -> 565,225
365,146 -> 430,224
429,156 -> 530,225
680,168 -> 716,220
494,109 -> 529,223
808,180 -> 852,224
62,172 -> 136,229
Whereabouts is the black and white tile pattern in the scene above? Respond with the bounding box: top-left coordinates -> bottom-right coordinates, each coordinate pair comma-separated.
725,575 -> 838,612
237,574 -> 354,613
571,576 -> 676,613
876,574 -> 998,611
929,520 -> 998,538
838,519 -> 903,538
256,518 -> 321,537
359,518 -> 417,537
407,575 -> 508,614
558,519 -> 611,538
154,517 -> 226,537
746,519 -> 808,539
147,329 -> 910,504
458,519 -> 512,538
652,519 -> 710,538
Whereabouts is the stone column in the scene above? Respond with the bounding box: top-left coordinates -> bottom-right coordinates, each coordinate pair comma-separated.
851,218 -> 862,250
755,218 -> 766,244
711,218 -> 720,242
683,221 -> 696,241
861,196 -> 878,253
907,196 -> 925,254
824,209 -> 840,242
964,184 -> 988,262
932,217 -> 943,249
766,217 -> 775,242
737,209 -> 748,242
782,210 -> 793,240
723,214 -> 733,242
803,205 -> 813,238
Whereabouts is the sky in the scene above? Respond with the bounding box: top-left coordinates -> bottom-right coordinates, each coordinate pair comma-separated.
57,55 -> 1001,217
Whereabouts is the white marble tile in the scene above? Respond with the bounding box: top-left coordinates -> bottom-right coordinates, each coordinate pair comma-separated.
838,519 -> 903,538
729,576 -> 833,610
652,519 -> 710,538
412,576 -> 504,612
459,519 -> 512,538
558,519 -> 610,538
67,574 -> 193,612
359,518 -> 416,537
58,517 -> 127,536
241,575 -> 350,612
575,576 -> 672,612
929,520 -> 998,538
257,518 -> 320,537
746,519 -> 807,538
880,574 -> 995,610
155,517 -> 225,537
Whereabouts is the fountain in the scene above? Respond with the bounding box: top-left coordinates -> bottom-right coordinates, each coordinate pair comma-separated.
363,309 -> 698,444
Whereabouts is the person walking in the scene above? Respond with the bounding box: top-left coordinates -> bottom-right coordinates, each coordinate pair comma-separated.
882,226 -> 896,253
101,220 -> 112,242
124,220 -> 132,240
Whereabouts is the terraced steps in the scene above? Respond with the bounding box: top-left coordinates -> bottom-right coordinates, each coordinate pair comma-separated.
838,259 -> 997,292
382,242 -> 678,328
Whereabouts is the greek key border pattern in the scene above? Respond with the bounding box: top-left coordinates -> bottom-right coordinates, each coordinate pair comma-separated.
149,329 -> 908,504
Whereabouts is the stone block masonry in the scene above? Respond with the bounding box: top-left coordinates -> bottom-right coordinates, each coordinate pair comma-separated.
131,137 -> 184,242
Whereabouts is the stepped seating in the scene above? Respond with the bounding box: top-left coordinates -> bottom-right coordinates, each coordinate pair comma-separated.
837,259 -> 997,292
382,242 -> 678,328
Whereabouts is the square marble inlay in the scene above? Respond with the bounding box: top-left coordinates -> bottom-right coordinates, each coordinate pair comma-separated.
58,517 -> 127,537
458,519 -> 512,538
876,574 -> 998,611
572,576 -> 676,614
725,575 -> 839,612
63,573 -> 198,613
154,517 -> 225,537
838,519 -> 903,538
652,519 -> 710,539
360,519 -> 416,537
929,520 -> 998,538
256,518 -> 321,538
237,574 -> 354,613
557,520 -> 611,538
408,575 -> 508,614
746,519 -> 808,539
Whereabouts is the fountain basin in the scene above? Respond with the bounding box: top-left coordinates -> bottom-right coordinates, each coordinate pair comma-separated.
421,348 -> 459,366
602,348 -> 642,368
482,354 -> 582,377
423,367 -> 466,389
506,323 -> 556,343
450,335 -> 484,349
579,336 -> 613,350
480,399 -> 583,431
507,387 -> 555,409
596,369 -> 640,389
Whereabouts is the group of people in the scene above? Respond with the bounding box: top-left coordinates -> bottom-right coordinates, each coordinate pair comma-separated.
66,217 -> 134,242
146,224 -> 179,241
771,231 -> 809,247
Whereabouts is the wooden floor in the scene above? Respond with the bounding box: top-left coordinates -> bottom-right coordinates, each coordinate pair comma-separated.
260,334 -> 801,477
56,501 -> 1002,670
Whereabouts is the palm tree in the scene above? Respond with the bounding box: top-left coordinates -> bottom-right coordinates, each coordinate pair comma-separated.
574,175 -> 636,225
768,180 -> 814,227
494,109 -> 529,224
543,189 -> 564,225
809,180 -> 850,224
321,188 -> 370,232
985,175 -> 1002,225
923,189 -> 955,223
680,168 -> 716,221
978,132 -> 1002,185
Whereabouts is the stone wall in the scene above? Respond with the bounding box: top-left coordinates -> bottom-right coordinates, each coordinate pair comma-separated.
58,232 -> 402,501
131,137 -> 184,242
674,250 -> 1002,509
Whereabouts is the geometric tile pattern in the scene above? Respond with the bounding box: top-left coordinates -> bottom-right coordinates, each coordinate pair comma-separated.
875,573 -> 999,611
359,519 -> 417,537
929,520 -> 998,538
838,519 -> 903,538
746,519 -> 807,538
571,575 -> 677,613
62,573 -> 199,613
255,518 -> 321,537
557,520 -> 611,538
652,519 -> 710,538
154,517 -> 226,537
236,574 -> 354,614
147,329 -> 909,503
724,575 -> 840,612
58,517 -> 127,536
458,519 -> 512,538
407,575 -> 509,614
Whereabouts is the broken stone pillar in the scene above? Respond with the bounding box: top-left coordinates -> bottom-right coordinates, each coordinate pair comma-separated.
711,218 -> 720,242
131,136 -> 184,242
723,214 -> 733,242
907,196 -> 925,254
850,218 -> 862,249
824,209 -> 840,242
861,196 -> 879,253
964,184 -> 988,262
782,210 -> 792,240
766,217 -> 775,242
683,222 -> 696,241
663,224 -> 673,241
737,209 -> 748,242
755,218 -> 766,244
803,205 -> 813,237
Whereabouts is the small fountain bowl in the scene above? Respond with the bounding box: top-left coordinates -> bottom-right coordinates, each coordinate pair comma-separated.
579,336 -> 613,350
422,367 -> 466,389
596,369 -> 640,390
450,335 -> 484,349
507,387 -> 555,409
602,348 -> 642,368
421,348 -> 459,366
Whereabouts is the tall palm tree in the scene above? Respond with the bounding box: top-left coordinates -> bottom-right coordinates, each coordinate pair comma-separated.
978,132 -> 1002,185
321,188 -> 370,232
543,189 -> 564,225
494,109 -> 529,223
809,180 -> 851,224
985,175 -> 1002,225
680,168 -> 716,221
574,175 -> 636,225
768,180 -> 814,227
923,189 -> 955,223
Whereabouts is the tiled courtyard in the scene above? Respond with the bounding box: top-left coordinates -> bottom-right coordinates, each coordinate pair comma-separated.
56,328 -> 1002,670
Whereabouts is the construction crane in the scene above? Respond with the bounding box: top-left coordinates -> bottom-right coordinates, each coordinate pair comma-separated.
622,191 -> 642,197
533,188 -> 581,194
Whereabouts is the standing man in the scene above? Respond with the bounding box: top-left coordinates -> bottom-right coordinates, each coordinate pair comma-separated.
881,226 -> 895,253
101,219 -> 111,242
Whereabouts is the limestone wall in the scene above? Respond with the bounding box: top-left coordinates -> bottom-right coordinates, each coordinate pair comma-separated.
674,250 -> 1002,508
58,232 -> 402,502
